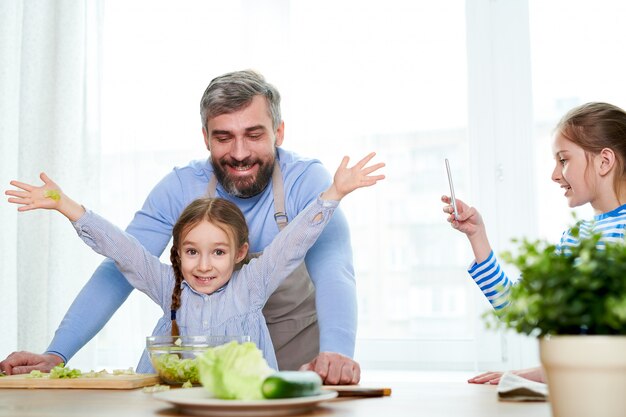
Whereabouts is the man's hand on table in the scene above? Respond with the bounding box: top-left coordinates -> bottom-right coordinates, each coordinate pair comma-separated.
299,351 -> 361,385
0,352 -> 64,375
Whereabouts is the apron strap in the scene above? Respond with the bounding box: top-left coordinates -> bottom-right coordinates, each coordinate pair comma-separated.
205,160 -> 288,230
207,172 -> 218,197
271,161 -> 288,231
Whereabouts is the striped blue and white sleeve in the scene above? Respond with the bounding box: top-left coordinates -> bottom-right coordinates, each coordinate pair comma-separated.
467,250 -> 511,310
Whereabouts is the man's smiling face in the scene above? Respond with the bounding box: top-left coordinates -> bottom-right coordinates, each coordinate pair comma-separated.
203,95 -> 284,198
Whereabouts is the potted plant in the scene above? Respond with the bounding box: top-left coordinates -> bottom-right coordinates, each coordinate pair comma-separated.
491,228 -> 626,417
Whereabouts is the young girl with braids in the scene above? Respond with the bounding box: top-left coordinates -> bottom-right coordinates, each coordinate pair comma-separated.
5,152 -> 384,373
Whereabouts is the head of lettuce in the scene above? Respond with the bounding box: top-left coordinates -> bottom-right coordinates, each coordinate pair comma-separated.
196,341 -> 273,400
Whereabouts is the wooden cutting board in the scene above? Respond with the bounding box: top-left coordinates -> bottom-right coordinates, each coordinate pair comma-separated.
0,373 -> 160,389
322,385 -> 392,397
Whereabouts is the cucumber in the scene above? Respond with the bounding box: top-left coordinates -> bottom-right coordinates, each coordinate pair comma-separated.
261,371 -> 322,399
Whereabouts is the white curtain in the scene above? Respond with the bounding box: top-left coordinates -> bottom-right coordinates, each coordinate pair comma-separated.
0,0 -> 102,364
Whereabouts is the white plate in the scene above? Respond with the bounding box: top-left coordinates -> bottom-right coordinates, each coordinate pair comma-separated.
153,387 -> 338,416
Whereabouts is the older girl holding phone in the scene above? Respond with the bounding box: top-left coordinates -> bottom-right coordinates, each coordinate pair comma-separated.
442,102 -> 626,383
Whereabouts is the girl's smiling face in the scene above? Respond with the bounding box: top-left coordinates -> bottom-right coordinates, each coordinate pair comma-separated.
551,132 -> 597,209
178,220 -> 248,295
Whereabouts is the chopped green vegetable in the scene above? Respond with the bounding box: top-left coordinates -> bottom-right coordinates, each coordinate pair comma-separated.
112,367 -> 136,375
82,369 -> 109,378
196,341 -> 272,400
49,363 -> 81,379
24,365 -> 137,380
182,380 -> 193,389
44,189 -> 61,202
142,384 -> 171,393
151,353 -> 199,385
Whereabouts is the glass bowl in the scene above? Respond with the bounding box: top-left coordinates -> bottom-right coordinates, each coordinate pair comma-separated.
146,335 -> 250,385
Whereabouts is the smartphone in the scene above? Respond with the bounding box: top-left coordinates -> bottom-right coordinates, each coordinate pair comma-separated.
445,158 -> 459,219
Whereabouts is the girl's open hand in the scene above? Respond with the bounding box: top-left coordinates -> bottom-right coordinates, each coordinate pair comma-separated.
441,195 -> 484,237
442,195 -> 492,263
325,152 -> 385,200
5,173 -> 64,211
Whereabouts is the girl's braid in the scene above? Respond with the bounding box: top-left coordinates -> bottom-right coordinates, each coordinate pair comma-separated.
169,244 -> 184,337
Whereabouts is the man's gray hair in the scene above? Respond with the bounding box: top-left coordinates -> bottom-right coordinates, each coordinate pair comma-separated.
200,70 -> 281,131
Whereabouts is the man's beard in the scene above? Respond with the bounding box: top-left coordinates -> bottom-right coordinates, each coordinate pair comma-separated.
212,155 -> 275,198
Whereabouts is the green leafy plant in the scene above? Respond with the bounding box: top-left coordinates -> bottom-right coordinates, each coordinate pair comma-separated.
489,228 -> 626,336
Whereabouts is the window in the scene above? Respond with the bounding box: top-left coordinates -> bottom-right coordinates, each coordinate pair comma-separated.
78,0 -> 626,372
92,0 -> 482,371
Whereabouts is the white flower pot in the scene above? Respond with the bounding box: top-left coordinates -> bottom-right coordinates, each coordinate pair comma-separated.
540,335 -> 626,417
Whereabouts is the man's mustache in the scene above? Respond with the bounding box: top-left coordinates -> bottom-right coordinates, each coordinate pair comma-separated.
220,157 -> 259,168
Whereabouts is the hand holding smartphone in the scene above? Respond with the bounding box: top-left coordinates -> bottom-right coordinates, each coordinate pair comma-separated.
445,158 -> 459,219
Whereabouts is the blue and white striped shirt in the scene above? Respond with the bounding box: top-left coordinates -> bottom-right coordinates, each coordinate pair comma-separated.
468,203 -> 626,310
72,197 -> 338,372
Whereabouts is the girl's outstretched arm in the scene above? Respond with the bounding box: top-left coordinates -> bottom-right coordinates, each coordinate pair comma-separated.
5,172 -> 85,221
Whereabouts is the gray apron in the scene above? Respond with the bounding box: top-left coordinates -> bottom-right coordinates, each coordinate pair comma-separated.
206,161 -> 320,370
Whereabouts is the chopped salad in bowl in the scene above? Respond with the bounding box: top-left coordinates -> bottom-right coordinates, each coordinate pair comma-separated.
146,335 -> 250,385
